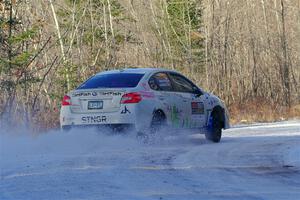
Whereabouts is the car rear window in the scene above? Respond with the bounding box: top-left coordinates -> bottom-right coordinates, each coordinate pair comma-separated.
77,73 -> 144,89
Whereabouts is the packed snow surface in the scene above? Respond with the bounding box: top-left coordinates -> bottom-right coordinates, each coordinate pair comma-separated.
1,121 -> 300,200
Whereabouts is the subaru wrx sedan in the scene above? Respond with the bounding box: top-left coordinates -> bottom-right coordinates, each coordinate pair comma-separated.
60,68 -> 229,142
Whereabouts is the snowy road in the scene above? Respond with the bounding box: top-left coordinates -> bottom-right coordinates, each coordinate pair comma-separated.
1,121 -> 300,200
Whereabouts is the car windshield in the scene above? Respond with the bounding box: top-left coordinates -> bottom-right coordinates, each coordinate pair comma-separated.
77,73 -> 144,89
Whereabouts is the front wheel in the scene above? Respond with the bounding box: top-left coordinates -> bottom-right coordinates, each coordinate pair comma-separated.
205,110 -> 223,143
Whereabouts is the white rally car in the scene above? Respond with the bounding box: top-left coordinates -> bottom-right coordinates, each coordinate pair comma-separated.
60,68 -> 229,142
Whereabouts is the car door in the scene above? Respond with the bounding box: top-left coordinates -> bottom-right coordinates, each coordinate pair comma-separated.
148,72 -> 183,128
168,72 -> 206,128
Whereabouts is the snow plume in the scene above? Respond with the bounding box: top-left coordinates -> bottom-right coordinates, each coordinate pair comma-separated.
0,127 -> 141,163
0,124 -> 192,164
0,124 -> 199,184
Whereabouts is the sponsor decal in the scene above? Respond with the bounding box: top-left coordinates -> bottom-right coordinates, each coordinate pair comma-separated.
167,105 -> 183,128
182,117 -> 192,128
121,106 -> 131,114
157,79 -> 171,87
82,116 -> 107,123
191,102 -> 204,114
73,92 -> 95,97
101,91 -> 122,96
167,105 -> 193,128
156,74 -> 171,87
72,91 -> 122,97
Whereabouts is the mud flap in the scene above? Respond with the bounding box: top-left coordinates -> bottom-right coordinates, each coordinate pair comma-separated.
205,115 -> 214,136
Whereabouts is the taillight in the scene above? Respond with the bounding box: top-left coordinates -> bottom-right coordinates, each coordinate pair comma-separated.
62,95 -> 71,106
121,92 -> 142,104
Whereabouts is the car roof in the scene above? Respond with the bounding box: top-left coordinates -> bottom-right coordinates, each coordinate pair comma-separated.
95,67 -> 177,75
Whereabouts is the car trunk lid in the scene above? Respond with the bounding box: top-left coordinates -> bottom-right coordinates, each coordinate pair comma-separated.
69,89 -> 125,113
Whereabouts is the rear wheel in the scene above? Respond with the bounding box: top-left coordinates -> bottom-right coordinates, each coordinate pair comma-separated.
137,110 -> 166,143
150,110 -> 166,134
205,109 -> 223,143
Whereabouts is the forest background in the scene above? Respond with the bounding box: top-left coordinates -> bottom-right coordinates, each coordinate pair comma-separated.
0,0 -> 299,131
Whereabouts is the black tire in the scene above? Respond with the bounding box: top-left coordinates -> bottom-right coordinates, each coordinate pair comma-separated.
61,125 -> 72,132
150,110 -> 166,134
205,109 -> 223,143
137,110 -> 166,143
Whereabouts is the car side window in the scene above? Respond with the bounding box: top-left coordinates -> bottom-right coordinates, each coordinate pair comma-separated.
169,73 -> 195,93
148,72 -> 173,91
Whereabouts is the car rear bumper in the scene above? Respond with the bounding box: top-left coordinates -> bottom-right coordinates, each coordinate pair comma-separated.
60,105 -> 136,127
61,124 -> 135,133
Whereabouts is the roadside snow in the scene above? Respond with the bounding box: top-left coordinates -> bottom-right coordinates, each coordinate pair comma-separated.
1,121 -> 300,200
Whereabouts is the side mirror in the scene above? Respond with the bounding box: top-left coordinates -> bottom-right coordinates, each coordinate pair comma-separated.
193,87 -> 203,97
195,92 -> 202,97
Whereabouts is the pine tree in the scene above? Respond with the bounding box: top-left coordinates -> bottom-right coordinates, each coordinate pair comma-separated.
0,0 -> 42,125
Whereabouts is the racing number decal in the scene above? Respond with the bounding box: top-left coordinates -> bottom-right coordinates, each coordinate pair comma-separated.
191,102 -> 204,114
